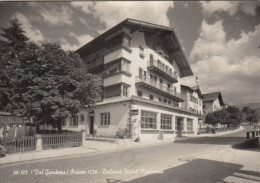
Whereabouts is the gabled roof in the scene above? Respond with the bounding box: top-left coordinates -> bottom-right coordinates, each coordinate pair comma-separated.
202,92 -> 224,106
181,84 -> 203,98
76,18 -> 193,77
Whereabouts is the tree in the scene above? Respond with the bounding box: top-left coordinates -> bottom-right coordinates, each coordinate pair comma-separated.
0,19 -> 29,110
205,106 -> 243,128
242,106 -> 258,124
1,19 -> 102,131
224,106 -> 243,127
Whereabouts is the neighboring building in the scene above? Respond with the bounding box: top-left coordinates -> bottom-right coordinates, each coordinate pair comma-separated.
75,18 -> 200,140
0,111 -> 24,128
202,92 -> 225,114
61,111 -> 86,132
180,85 -> 204,117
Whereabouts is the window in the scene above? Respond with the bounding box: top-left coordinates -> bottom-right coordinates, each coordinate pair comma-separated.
104,84 -> 121,98
139,67 -> 143,77
161,114 -> 172,130
70,116 -> 78,126
137,91 -> 142,97
123,37 -> 130,47
139,45 -> 144,58
150,54 -> 154,62
203,104 -> 206,109
122,85 -> 128,97
105,60 -> 130,77
159,98 -> 162,102
149,95 -> 154,101
168,101 -> 171,105
101,113 -> 110,125
80,114 -> 84,122
167,83 -> 171,88
160,79 -> 163,85
164,99 -> 167,103
62,119 -> 67,127
141,111 -> 157,129
154,76 -> 157,82
187,119 -> 193,132
109,35 -> 130,49
110,39 -> 121,49
121,61 -> 130,73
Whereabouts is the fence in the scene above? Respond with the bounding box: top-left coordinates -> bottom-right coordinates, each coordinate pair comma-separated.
247,130 -> 260,139
41,132 -> 82,150
1,136 -> 36,154
199,125 -> 239,134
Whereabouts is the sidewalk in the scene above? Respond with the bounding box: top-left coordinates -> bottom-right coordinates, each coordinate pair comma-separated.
0,138 -> 174,165
0,126 -> 244,166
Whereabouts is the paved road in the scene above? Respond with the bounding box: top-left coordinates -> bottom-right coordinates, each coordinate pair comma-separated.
0,126 -> 255,183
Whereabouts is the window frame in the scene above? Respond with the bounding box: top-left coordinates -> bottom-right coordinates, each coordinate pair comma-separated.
100,113 -> 110,126
160,114 -> 172,130
141,110 -> 157,129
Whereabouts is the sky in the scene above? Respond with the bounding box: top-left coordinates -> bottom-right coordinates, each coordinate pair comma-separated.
0,1 -> 260,106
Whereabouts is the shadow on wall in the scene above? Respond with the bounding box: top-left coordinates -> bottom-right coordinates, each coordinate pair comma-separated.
110,159 -> 260,183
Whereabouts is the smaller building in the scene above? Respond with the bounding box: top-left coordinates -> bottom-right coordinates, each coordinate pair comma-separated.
181,85 -> 203,116
0,112 -> 24,128
202,92 -> 225,114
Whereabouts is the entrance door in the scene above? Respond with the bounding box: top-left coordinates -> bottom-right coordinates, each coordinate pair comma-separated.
89,116 -> 94,134
176,117 -> 183,137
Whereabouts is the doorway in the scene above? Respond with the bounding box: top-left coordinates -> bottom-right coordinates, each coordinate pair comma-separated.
176,117 -> 184,137
89,116 -> 94,134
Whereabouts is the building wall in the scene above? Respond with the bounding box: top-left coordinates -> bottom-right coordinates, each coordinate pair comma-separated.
203,98 -> 221,114
181,87 -> 203,115
83,101 -> 131,136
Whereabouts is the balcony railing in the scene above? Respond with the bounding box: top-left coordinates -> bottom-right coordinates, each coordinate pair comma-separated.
147,60 -> 178,83
135,76 -> 184,102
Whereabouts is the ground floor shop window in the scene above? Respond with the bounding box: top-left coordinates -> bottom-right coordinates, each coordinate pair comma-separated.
141,111 -> 157,129
161,114 -> 172,130
101,113 -> 110,125
187,118 -> 193,131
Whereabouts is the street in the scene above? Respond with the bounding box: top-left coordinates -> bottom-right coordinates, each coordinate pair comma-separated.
0,125 -> 259,183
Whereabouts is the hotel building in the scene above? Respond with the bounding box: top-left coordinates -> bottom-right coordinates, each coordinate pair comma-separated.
66,19 -> 202,140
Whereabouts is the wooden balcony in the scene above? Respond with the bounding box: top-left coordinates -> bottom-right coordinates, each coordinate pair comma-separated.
147,60 -> 178,83
135,76 -> 184,102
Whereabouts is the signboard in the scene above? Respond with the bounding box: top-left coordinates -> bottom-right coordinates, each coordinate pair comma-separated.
130,110 -> 139,115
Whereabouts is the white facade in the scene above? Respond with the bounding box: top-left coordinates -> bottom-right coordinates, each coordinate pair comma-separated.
74,19 -> 200,141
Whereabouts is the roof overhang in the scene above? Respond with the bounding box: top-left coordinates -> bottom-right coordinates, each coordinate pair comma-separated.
76,18 -> 193,77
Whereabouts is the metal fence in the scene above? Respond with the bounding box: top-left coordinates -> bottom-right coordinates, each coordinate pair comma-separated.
2,136 -> 36,154
41,132 -> 82,150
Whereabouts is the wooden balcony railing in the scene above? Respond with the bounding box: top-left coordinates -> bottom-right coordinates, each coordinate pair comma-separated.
147,60 -> 178,83
135,76 -> 184,102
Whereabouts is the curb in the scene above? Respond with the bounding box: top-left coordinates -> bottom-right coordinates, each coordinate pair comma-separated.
0,126 -> 245,166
